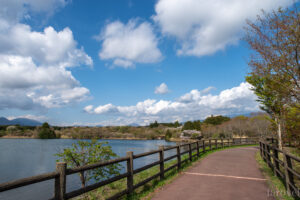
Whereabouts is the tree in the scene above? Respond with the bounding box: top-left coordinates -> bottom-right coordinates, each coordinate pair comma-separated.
38,122 -> 56,139
149,120 -> 159,128
203,115 -> 230,125
182,120 -> 201,131
174,120 -> 180,128
56,140 -> 122,188
165,130 -> 172,141
244,5 -> 300,149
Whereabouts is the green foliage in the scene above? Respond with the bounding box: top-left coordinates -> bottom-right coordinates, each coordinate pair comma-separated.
119,126 -> 129,133
182,120 -> 201,131
55,140 -> 122,187
246,75 -> 283,116
0,130 -> 6,137
149,121 -> 159,128
285,105 -> 300,148
149,120 -> 181,128
165,130 -> 172,141
203,115 -> 230,125
174,121 -> 180,128
38,122 -> 56,139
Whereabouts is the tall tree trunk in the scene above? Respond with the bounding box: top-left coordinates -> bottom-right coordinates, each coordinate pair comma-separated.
276,117 -> 283,150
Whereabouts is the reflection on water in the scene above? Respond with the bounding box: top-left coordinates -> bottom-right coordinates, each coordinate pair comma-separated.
0,139 -> 175,200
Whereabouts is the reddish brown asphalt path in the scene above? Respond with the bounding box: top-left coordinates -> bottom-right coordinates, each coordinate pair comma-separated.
152,147 -> 274,200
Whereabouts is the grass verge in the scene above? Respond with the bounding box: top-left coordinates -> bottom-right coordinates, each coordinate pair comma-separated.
255,151 -> 296,200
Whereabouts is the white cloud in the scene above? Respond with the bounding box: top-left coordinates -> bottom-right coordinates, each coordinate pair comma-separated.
153,0 -> 294,57
97,20 -> 162,68
7,114 -> 47,122
155,83 -> 170,94
0,1 -> 92,110
0,55 -> 90,109
84,82 -> 260,125
0,24 -> 92,67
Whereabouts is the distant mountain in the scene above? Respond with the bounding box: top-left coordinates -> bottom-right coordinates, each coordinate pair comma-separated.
0,117 -> 11,125
0,117 -> 42,126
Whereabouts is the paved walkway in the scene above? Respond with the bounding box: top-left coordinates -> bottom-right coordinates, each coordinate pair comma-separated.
152,147 -> 274,200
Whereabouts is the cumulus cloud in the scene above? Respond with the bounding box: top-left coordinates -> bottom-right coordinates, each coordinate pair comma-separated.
7,114 -> 47,122
84,82 -> 260,125
155,83 -> 170,94
153,0 -> 294,57
0,55 -> 90,109
0,24 -> 92,67
0,0 -> 92,110
97,20 -> 162,68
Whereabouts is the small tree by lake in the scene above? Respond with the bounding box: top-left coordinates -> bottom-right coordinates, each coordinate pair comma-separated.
55,140 -> 122,188
38,122 -> 56,139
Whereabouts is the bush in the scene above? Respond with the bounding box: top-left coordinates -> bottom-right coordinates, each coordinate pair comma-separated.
0,130 -> 6,137
165,130 -> 172,141
38,122 -> 56,139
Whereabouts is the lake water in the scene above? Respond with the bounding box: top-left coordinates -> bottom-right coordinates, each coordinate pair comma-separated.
0,139 -> 176,200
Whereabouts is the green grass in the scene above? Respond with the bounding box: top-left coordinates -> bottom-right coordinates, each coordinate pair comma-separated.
78,144 -> 258,200
255,151 -> 298,200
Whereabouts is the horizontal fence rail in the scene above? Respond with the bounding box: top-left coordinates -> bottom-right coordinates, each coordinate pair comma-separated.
0,137 -> 260,200
260,140 -> 300,198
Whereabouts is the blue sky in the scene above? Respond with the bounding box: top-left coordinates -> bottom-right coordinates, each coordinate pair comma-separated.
0,0 -> 295,125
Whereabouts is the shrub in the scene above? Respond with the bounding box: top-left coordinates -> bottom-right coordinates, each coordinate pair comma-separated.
38,122 -> 56,139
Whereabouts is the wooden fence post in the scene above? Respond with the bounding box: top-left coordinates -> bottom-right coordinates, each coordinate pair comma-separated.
259,142 -> 262,157
209,139 -> 212,150
55,162 -> 66,200
215,139 -> 218,149
159,146 -> 164,180
188,143 -> 192,161
196,141 -> 200,157
262,143 -> 266,162
240,137 -> 242,145
266,144 -> 272,169
221,139 -> 224,148
126,151 -> 134,194
202,140 -> 205,153
272,146 -> 280,177
284,153 -> 295,195
177,145 -> 181,170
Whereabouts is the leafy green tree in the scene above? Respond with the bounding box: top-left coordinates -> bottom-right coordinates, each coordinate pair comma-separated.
182,120 -> 201,131
149,120 -> 159,128
56,140 -> 122,188
38,122 -> 56,139
165,130 -> 172,141
245,6 -> 300,149
174,121 -> 180,128
204,115 -> 230,125
182,121 -> 193,130
193,120 -> 201,131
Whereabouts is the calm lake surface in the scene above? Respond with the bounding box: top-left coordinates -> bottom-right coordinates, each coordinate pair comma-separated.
0,139 -> 176,200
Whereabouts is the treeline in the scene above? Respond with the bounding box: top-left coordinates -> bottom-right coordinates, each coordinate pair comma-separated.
0,122 -> 61,139
0,113 -> 274,140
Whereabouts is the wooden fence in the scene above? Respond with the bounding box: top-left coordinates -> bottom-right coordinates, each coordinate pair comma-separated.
260,140 -> 300,198
0,138 -> 259,200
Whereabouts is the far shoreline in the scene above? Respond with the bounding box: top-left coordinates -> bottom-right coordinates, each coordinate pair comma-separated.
0,135 -> 187,142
